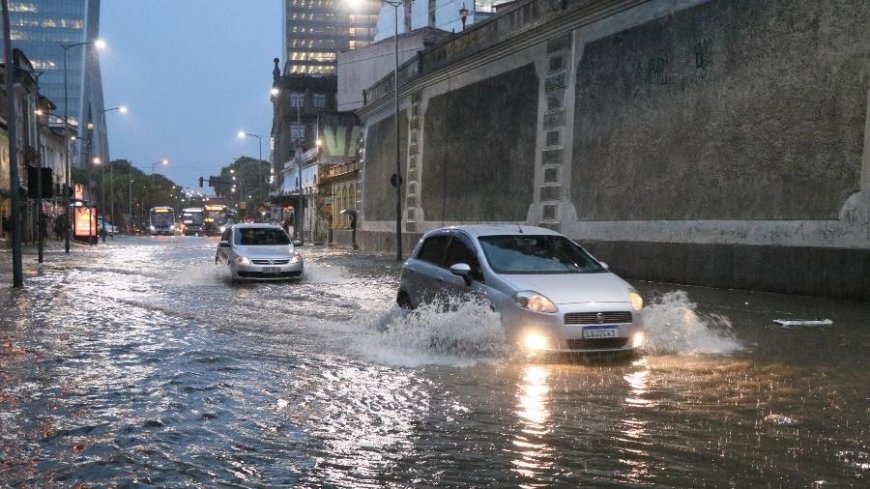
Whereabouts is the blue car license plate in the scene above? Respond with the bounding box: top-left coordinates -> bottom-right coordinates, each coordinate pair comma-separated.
583,325 -> 618,339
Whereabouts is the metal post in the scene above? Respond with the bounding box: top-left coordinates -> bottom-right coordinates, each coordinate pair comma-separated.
2,0 -> 23,286
393,1 -> 403,261
34,71 -> 44,263
63,45 -> 71,253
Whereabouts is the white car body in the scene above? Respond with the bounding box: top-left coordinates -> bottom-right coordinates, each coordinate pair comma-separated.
215,224 -> 303,282
397,225 -> 645,355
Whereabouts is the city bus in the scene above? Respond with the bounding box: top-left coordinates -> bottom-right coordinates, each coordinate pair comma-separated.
203,204 -> 234,236
148,206 -> 176,236
180,207 -> 205,236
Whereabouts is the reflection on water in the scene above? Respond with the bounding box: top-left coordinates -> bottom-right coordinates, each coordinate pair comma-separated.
512,365 -> 553,483
0,236 -> 868,486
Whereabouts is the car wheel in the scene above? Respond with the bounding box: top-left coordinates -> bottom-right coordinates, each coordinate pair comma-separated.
396,290 -> 414,310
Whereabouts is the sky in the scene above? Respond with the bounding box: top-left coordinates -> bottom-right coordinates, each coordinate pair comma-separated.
100,0 -> 282,193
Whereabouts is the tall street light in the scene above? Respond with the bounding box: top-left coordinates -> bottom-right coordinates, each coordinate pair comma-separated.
151,158 -> 169,185
2,0 -> 23,286
61,37 -> 106,253
237,131 -> 264,213
101,105 -> 127,227
345,0 -> 407,260
150,159 -> 169,215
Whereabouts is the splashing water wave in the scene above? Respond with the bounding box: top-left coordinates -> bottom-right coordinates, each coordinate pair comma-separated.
357,296 -> 509,367
641,290 -> 742,355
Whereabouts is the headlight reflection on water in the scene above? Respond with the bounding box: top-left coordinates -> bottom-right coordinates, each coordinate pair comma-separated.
511,365 -> 555,479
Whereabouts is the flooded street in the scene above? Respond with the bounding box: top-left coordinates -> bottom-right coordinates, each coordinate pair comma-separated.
1,236 -> 868,487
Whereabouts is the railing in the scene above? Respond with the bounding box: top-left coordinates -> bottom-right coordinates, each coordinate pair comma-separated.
363,0 -> 589,106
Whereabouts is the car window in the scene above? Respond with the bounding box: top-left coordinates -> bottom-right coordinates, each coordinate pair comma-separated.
478,235 -> 606,274
416,235 -> 450,266
234,228 -> 291,245
444,236 -> 482,279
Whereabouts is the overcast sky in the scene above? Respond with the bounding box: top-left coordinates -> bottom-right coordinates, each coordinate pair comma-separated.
100,0 -> 282,191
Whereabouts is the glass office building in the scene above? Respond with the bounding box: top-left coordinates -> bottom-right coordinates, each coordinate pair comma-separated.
5,0 -> 108,165
283,0 -> 380,75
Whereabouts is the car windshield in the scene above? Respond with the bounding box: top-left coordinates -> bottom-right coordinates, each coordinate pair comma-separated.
151,213 -> 173,227
478,235 -> 606,274
234,228 -> 291,246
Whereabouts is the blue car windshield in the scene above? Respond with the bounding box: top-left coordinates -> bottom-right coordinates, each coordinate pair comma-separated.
478,235 -> 606,274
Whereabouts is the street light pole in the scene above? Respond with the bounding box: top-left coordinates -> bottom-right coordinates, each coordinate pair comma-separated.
101,105 -> 127,231
237,132 -> 264,212
60,38 -> 104,253
2,0 -> 23,286
377,0 -> 406,261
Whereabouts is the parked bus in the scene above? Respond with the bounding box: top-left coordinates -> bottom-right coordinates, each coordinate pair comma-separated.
148,206 -> 176,236
180,207 -> 205,236
203,204 -> 235,236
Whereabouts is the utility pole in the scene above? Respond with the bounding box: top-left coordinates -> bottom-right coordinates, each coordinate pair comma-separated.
3,0 -> 24,287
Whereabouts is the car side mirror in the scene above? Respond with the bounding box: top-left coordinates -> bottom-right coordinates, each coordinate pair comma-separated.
293,240 -> 303,246
599,262 -> 610,270
218,240 -> 230,247
450,263 -> 472,286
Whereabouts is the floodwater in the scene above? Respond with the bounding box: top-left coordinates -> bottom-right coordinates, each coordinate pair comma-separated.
0,236 -> 868,487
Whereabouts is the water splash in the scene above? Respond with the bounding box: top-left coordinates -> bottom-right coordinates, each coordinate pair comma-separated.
357,297 -> 509,367
641,290 -> 742,355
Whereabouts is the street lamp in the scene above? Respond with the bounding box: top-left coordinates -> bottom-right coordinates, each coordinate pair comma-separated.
100,105 -> 128,226
61,37 -> 106,253
237,130 -> 264,189
345,0 -> 407,260
151,158 -> 169,183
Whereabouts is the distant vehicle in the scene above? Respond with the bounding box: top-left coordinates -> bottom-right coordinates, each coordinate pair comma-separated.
148,206 -> 176,236
180,207 -> 205,236
215,223 -> 303,282
396,225 -> 645,356
96,216 -> 118,234
204,204 -> 234,236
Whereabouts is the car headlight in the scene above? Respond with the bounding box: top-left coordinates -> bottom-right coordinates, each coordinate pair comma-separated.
219,226 -> 226,233
290,254 -> 302,264
235,256 -> 251,265
170,225 -> 176,231
513,291 -> 558,313
149,225 -> 155,231
631,331 -> 645,348
630,290 -> 644,311
522,331 -> 550,351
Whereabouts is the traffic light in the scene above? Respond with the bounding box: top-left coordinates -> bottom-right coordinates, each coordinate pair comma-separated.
198,176 -> 204,187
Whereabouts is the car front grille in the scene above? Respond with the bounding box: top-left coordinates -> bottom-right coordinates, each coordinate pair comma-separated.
238,270 -> 301,279
564,311 -> 633,325
566,338 -> 629,350
251,258 -> 291,265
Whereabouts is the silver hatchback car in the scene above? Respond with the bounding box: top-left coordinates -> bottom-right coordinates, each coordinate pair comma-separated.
397,225 -> 644,355
215,224 -> 303,282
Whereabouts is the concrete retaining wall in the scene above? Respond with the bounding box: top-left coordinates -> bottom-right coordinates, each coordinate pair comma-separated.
356,0 -> 870,300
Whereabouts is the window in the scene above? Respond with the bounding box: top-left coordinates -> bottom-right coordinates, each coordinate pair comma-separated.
290,93 -> 303,108
416,235 -> 449,265
313,93 -> 326,110
445,236 -> 482,280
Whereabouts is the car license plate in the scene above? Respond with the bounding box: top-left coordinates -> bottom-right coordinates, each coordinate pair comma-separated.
263,267 -> 279,274
583,325 -> 618,339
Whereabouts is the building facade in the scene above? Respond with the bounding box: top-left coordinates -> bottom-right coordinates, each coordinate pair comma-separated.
372,0 -> 515,42
283,0 -> 380,76
6,0 -> 108,168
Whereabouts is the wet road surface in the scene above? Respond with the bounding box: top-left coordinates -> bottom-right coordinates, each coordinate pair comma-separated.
1,236 -> 868,487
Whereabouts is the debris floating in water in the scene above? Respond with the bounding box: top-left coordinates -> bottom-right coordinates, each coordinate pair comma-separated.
772,318 -> 833,327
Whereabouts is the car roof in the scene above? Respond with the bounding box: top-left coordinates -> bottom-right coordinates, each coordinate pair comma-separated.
429,224 -> 564,238
231,223 -> 282,230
